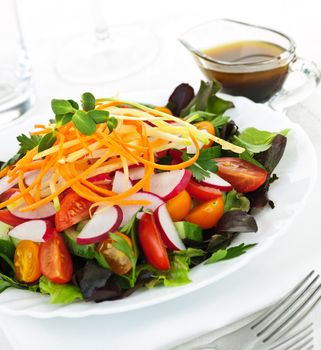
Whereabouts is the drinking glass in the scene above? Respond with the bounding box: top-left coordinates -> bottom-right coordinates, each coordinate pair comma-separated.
0,0 -> 33,125
55,0 -> 159,84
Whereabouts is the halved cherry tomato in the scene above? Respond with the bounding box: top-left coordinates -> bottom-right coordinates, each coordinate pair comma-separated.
39,231 -> 73,284
55,190 -> 92,232
14,240 -> 42,283
186,179 -> 222,201
97,232 -> 132,275
166,190 -> 191,222
215,158 -> 267,193
195,121 -> 215,149
185,197 -> 224,229
138,212 -> 170,270
0,209 -> 27,227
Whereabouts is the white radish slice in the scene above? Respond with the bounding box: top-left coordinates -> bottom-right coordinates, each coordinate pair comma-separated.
112,171 -> 132,193
24,169 -> 53,187
77,205 -> 122,245
128,166 -> 146,181
8,192 -> 56,219
200,172 -> 233,191
149,169 -> 192,201
8,220 -> 54,243
154,204 -> 185,251
0,176 -> 18,195
120,191 -> 164,227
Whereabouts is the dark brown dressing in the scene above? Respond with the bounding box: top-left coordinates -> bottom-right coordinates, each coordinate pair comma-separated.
199,41 -> 289,102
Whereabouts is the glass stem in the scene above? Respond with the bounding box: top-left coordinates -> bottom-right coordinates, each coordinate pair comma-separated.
92,0 -> 110,41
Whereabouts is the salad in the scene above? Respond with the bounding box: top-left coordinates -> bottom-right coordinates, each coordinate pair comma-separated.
0,81 -> 288,304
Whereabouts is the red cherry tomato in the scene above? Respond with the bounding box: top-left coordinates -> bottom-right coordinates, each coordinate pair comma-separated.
55,190 -> 92,232
0,209 -> 27,226
215,158 -> 267,193
39,231 -> 73,284
138,212 -> 170,270
186,179 -> 222,201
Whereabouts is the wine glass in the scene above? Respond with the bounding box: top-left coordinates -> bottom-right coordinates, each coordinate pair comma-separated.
55,0 -> 159,84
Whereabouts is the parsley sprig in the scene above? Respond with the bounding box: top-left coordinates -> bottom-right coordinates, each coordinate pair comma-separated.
182,146 -> 221,181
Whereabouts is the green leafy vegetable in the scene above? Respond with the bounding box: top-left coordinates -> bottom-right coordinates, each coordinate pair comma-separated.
55,113 -> 73,127
106,117 -> 118,132
87,110 -> 109,124
39,276 -> 83,304
72,110 -> 97,136
0,222 -> 15,258
206,243 -> 257,264
38,131 -> 57,153
182,146 -> 220,181
0,279 -> 11,293
17,134 -> 42,154
68,99 -> 79,110
224,190 -> 250,212
175,248 -> 206,258
81,92 -> 96,111
51,99 -> 75,115
175,221 -> 203,241
0,271 -> 38,292
206,95 -> 234,115
0,153 -> 21,170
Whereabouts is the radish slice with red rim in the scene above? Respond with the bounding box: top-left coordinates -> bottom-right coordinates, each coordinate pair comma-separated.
154,204 -> 185,251
112,171 -> 132,193
77,205 -> 122,245
120,191 -> 164,227
200,172 -> 233,191
0,176 -> 18,195
149,169 -> 192,201
8,220 -> 54,243
87,173 -> 112,185
128,166 -> 146,181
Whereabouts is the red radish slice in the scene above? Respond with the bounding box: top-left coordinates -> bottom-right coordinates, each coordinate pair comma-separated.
24,169 -> 53,187
154,204 -> 185,251
149,169 -> 192,201
169,148 -> 186,162
128,166 -> 146,181
8,192 -> 56,219
87,173 -> 112,185
8,220 -> 54,243
77,205 -> 122,245
0,176 -> 18,195
155,150 -> 168,159
120,191 -> 164,226
187,140 -> 204,154
200,172 -> 233,191
112,171 -> 132,193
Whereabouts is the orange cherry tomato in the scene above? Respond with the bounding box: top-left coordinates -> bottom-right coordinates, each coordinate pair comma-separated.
185,197 -> 224,229
154,106 -> 173,115
14,240 -> 42,283
39,231 -> 73,284
195,121 -> 215,149
166,190 -> 191,222
97,232 -> 132,275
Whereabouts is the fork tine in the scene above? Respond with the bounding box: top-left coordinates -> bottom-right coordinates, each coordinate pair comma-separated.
256,274 -> 319,337
263,287 -> 321,343
268,323 -> 313,350
287,335 -> 314,350
252,271 -> 315,330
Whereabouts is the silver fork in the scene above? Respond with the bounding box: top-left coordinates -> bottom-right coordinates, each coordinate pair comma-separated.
191,270 -> 320,350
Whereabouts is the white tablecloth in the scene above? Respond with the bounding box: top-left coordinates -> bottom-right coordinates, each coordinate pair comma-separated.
1,1 -> 321,349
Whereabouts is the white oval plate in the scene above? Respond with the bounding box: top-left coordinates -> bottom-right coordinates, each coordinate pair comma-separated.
0,91 -> 317,318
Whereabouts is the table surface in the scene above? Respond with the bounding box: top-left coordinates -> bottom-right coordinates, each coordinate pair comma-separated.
1,0 -> 321,349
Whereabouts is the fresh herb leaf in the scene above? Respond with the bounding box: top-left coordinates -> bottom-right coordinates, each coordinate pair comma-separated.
17,134 -> 42,154
81,92 -> 96,111
68,99 -> 79,110
0,279 -> 11,293
39,276 -> 83,304
206,95 -> 234,115
72,110 -> 97,136
224,190 -> 250,212
55,113 -> 73,127
182,147 -> 219,181
94,251 -> 110,269
206,243 -> 257,264
0,153 -> 21,170
87,110 -> 109,124
106,117 -> 118,132
212,115 -> 230,127
175,248 -> 206,258
38,131 -> 57,152
51,99 -> 75,115
109,233 -> 135,267
239,148 -> 265,169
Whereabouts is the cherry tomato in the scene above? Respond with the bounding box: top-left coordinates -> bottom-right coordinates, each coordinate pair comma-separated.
215,158 -> 268,193
39,231 -> 73,284
138,212 -> 170,270
166,190 -> 191,222
14,240 -> 42,283
195,121 -> 215,148
0,209 -> 27,227
97,232 -> 132,275
154,106 -> 173,115
186,179 -> 222,201
185,197 -> 224,229
55,190 -> 92,232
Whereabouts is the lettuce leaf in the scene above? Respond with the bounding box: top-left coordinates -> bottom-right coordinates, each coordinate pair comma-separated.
39,276 -> 83,304
224,190 -> 250,212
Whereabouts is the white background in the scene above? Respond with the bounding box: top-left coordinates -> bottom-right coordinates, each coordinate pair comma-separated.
1,0 -> 321,349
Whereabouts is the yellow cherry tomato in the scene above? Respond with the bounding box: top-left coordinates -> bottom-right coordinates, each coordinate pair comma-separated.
184,196 -> 224,229
195,121 -> 216,149
14,240 -> 42,283
166,190 -> 191,222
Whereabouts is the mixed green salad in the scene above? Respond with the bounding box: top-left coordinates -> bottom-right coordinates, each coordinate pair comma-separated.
0,81 -> 288,304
